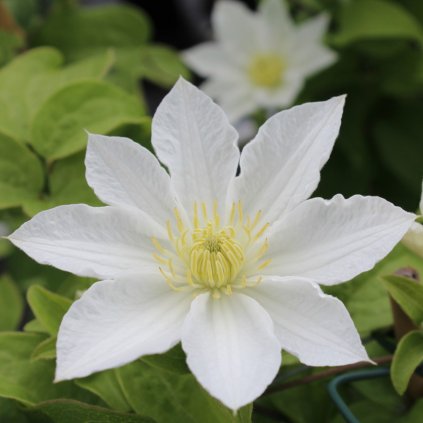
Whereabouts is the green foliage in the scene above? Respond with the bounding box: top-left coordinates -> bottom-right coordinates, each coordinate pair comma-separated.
0,275 -> 24,331
332,0 -> 423,46
0,332 -> 96,405
382,274 -> 423,324
23,152 -> 101,217
27,285 -> 71,335
326,244 -> 423,335
31,5 -> 152,60
25,399 -> 155,423
0,133 -> 44,210
141,344 -> 190,375
391,330 -> 423,395
30,80 -> 146,160
31,336 -> 57,361
76,370 -> 132,412
116,360 -> 251,423
0,48 -> 61,141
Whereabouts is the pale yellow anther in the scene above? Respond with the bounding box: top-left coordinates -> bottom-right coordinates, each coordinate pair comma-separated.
166,221 -> 174,242
153,201 -> 270,298
151,237 -> 165,253
254,223 -> 269,241
201,202 -> 208,221
248,53 -> 285,88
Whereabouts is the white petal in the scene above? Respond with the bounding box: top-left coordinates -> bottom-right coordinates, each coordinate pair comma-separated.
247,277 -> 369,366
289,14 -> 336,77
56,274 -> 192,381
212,1 -> 260,64
258,0 -> 294,50
231,96 -> 345,223
202,77 -> 256,123
85,133 -> 178,226
152,78 -> 239,217
182,292 -> 281,411
183,43 -> 233,77
402,222 -> 423,259
253,75 -> 303,109
8,205 -> 164,279
264,195 -> 416,285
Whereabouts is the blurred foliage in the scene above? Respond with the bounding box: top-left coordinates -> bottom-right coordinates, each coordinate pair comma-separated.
0,0 -> 421,422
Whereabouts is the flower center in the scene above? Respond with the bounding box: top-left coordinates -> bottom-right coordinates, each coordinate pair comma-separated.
152,202 -> 271,299
190,223 -> 244,289
248,53 -> 285,88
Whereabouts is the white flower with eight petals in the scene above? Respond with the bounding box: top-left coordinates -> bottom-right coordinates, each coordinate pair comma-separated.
183,0 -> 336,122
8,78 -> 415,411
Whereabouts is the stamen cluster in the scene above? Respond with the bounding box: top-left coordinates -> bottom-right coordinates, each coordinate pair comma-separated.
152,202 -> 271,298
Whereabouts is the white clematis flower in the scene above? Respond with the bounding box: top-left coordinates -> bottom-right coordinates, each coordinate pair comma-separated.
183,0 -> 336,122
9,78 -> 415,411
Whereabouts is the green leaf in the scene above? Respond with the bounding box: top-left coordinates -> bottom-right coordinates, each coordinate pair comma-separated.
0,332 -> 96,405
0,47 -> 62,141
25,399 -> 155,423
27,285 -> 72,336
76,370 -> 132,412
141,344 -> 190,375
30,80 -> 146,160
332,0 -> 423,47
401,399 -> 423,423
391,330 -> 423,395
0,31 -> 23,66
23,319 -> 48,334
112,45 -> 190,90
116,361 -> 251,423
382,274 -> 423,324
0,133 -> 44,210
325,244 -> 423,335
31,336 -> 56,361
23,152 -> 101,216
27,49 -> 116,114
0,275 -> 23,331
32,5 -> 151,60
0,397 -> 28,423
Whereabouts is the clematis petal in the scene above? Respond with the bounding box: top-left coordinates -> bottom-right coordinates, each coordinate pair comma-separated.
231,96 -> 345,223
247,277 -> 369,366
212,1 -> 260,64
152,78 -> 239,217
264,195 -> 416,285
182,292 -> 281,411
202,77 -> 256,124
289,14 -> 336,77
8,204 -> 164,279
253,75 -> 303,109
55,274 -> 192,381
183,43 -> 233,77
85,134 -> 178,226
258,0 -> 294,50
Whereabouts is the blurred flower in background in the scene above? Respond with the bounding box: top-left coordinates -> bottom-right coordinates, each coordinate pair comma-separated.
183,0 -> 336,122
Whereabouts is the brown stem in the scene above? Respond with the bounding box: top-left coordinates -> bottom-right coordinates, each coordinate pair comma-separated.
265,355 -> 393,395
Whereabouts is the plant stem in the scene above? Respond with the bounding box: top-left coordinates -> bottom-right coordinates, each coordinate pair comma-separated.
264,355 -> 393,395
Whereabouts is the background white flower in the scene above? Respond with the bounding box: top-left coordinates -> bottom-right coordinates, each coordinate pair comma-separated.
183,0 -> 336,122
8,78 -> 415,411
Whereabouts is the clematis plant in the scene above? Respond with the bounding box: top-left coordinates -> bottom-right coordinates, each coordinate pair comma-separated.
8,78 -> 415,411
183,0 -> 336,122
